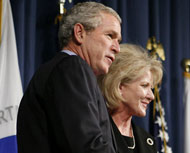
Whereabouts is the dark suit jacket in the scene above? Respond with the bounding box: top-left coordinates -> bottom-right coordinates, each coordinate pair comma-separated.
111,118 -> 157,153
17,52 -> 116,153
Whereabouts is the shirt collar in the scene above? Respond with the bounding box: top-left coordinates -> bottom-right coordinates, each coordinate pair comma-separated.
61,50 -> 77,56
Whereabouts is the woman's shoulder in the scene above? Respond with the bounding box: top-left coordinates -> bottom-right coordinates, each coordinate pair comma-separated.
132,122 -> 157,153
132,122 -> 154,139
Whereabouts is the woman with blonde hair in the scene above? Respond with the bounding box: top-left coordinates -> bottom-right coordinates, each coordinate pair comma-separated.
98,43 -> 163,153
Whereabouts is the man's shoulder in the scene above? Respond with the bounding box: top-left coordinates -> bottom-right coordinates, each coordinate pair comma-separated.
53,52 -> 87,67
36,52 -> 95,81
39,52 -> 87,72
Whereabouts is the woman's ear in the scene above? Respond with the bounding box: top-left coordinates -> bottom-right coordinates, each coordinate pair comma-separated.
73,23 -> 86,44
119,84 -> 123,95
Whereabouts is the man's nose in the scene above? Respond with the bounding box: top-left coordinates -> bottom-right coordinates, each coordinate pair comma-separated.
112,40 -> 120,53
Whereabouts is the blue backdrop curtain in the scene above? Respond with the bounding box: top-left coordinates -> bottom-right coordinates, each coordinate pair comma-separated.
9,0 -> 190,153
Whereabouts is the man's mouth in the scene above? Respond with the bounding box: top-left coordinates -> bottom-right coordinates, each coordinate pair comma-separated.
107,55 -> 114,63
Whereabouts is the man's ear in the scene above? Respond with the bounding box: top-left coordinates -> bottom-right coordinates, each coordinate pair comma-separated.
73,23 -> 86,44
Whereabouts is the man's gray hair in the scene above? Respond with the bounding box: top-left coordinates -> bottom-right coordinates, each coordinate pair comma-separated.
58,2 -> 121,49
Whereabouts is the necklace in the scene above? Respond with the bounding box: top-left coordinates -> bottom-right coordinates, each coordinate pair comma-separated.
127,127 -> 135,149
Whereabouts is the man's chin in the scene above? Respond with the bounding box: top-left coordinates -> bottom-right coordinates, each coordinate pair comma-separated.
94,68 -> 109,76
102,66 -> 110,74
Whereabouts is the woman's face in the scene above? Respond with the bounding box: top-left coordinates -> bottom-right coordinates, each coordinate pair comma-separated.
119,70 -> 154,117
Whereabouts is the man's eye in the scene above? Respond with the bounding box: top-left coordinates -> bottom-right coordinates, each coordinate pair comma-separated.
107,34 -> 112,38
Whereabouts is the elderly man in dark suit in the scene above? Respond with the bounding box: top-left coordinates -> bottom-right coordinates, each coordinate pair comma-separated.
17,2 -> 121,153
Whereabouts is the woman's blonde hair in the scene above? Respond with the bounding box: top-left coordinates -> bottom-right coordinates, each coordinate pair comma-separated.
98,43 -> 163,111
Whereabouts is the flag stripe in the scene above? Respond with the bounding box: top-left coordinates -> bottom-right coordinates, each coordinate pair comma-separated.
0,136 -> 18,153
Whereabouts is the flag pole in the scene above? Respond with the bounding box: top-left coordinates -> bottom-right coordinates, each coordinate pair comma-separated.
55,0 -> 72,24
181,58 -> 190,153
181,58 -> 190,78
0,0 -> 2,44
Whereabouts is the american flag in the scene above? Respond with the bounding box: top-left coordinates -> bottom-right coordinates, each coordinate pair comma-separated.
151,85 -> 173,153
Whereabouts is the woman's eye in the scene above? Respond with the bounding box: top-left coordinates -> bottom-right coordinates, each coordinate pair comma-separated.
141,84 -> 148,87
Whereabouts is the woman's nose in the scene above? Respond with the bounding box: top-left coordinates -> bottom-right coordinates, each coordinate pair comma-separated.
147,89 -> 155,101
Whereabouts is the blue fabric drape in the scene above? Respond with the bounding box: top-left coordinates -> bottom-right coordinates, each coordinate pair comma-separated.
10,0 -> 59,90
9,0 -> 190,153
10,0 -> 37,90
